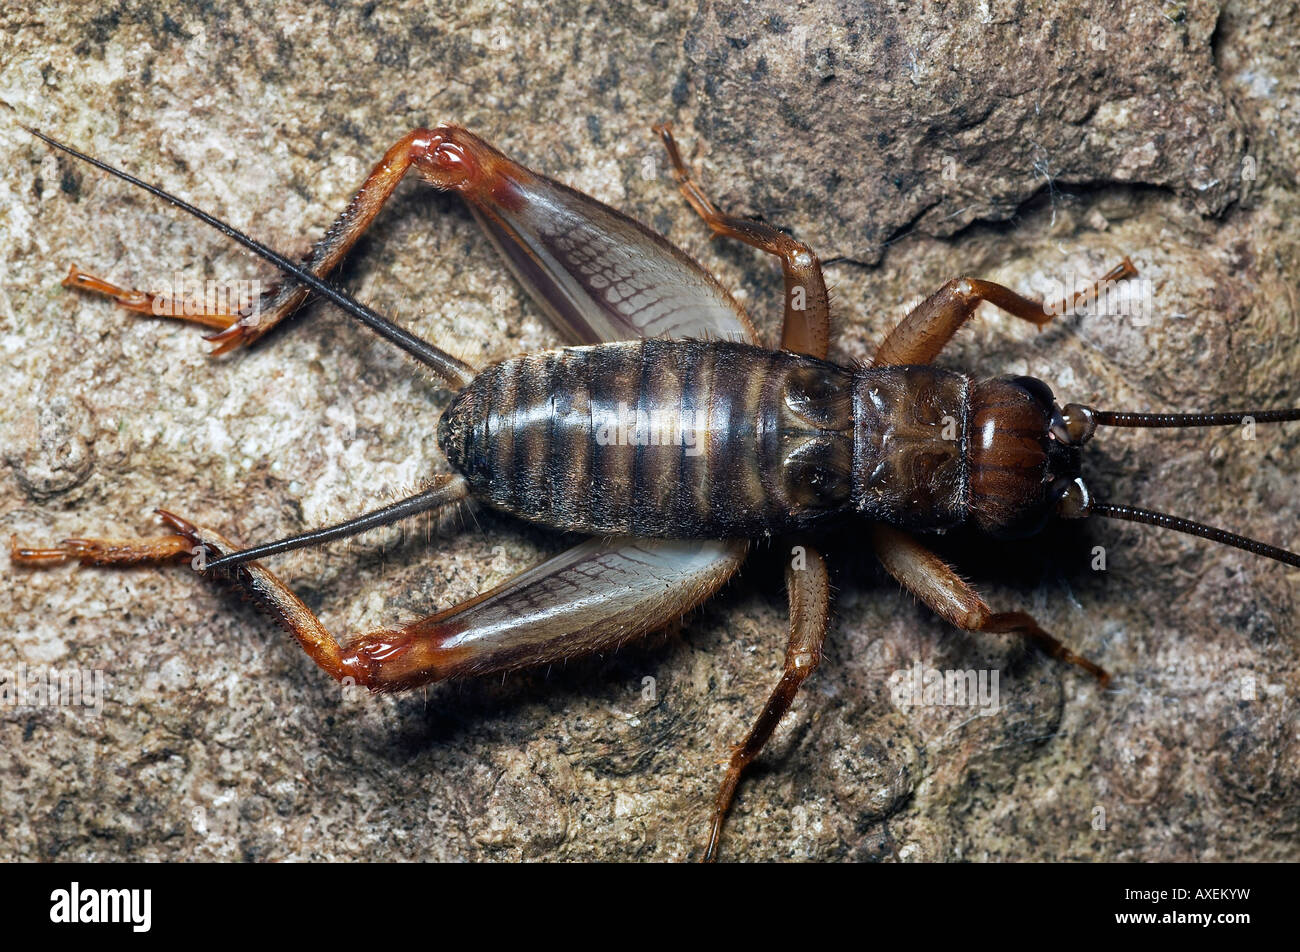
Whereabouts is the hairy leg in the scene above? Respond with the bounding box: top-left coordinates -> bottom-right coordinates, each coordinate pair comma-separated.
874,258 -> 1136,366
704,542 -> 831,861
871,524 -> 1109,684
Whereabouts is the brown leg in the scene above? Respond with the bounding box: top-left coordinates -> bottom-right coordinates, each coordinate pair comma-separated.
870,524 -> 1109,685
13,511 -> 355,679
61,266 -> 246,332
655,123 -> 831,359
11,528 -> 193,566
65,130 -> 445,355
57,125 -> 764,355
704,543 -> 831,861
213,129 -> 449,353
14,514 -> 748,694
874,258 -> 1137,366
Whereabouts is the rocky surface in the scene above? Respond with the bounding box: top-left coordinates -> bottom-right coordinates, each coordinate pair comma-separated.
0,0 -> 1295,861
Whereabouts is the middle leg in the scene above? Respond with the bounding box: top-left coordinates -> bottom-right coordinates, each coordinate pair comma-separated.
655,123 -> 831,359
704,542 -> 831,861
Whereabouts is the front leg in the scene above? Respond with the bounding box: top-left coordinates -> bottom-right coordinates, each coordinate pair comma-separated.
870,524 -> 1109,684
705,543 -> 831,861
874,258 -> 1136,366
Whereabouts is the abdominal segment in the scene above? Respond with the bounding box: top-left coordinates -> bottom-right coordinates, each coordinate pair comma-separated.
438,339 -> 854,538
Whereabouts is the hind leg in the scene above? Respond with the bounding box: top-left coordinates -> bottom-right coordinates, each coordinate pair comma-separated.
61,266 -> 248,332
14,511 -> 375,682
15,513 -> 748,694
12,524 -> 195,567
61,130 -> 449,354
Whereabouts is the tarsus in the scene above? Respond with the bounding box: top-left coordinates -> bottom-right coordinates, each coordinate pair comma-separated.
22,126 -> 474,387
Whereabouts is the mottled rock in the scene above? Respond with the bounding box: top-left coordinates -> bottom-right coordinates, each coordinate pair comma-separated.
0,0 -> 1295,862
685,0 -> 1248,262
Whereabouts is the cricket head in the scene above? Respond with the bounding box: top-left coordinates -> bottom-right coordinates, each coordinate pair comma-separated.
965,374 -> 1087,539
1004,386 -> 1300,568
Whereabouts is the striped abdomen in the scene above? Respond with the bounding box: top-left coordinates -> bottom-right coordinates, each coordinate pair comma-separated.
438,339 -> 854,538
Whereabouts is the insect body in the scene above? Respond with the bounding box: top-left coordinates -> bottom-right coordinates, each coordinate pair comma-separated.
441,338 -> 854,538
440,340 -> 1079,540
13,123 -> 1299,860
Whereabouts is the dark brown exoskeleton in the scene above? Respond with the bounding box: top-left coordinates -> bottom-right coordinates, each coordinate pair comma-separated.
14,124 -> 1300,860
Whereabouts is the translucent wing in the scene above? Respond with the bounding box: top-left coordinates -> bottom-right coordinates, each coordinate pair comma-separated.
470,179 -> 756,344
435,125 -> 757,345
357,537 -> 748,688
436,129 -> 753,666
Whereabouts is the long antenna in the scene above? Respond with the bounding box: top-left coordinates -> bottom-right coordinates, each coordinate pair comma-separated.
205,475 -> 468,570
1090,503 -> 1300,567
1092,409 -> 1300,428
23,126 -> 474,388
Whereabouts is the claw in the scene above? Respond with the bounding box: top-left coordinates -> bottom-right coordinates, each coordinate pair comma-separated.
202,319 -> 261,355
154,509 -> 202,543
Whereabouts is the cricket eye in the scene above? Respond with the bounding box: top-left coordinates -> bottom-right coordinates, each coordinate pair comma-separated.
1053,476 -> 1092,519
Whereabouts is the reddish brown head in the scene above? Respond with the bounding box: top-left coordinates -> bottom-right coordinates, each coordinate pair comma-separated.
967,375 -> 1083,538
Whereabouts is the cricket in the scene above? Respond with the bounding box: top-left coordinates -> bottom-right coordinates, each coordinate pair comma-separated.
11,122 -> 1299,861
